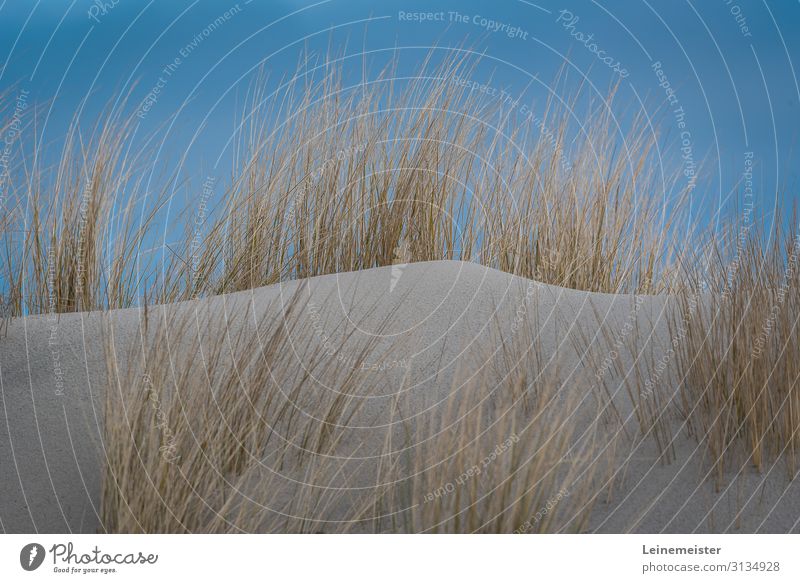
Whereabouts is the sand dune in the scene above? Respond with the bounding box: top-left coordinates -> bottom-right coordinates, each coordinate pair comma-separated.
1,261 -> 797,533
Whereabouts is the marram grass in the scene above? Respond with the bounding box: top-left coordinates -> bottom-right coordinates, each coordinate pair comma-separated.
1,52 -> 797,531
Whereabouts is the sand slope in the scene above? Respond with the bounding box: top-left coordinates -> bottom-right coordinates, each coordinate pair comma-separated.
1,260 -> 797,533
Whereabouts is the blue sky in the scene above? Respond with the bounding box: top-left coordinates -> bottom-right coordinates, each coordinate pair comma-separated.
1,0 -> 798,236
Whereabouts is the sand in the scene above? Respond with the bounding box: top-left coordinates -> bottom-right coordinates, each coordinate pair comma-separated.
1,260 -> 798,533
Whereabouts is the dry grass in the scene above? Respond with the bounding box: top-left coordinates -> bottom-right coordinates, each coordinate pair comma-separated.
1,99 -> 170,316
169,53 -> 688,298
101,299 -> 618,533
569,210 -> 800,484
674,212 -> 800,484
2,51 -> 690,317
364,364 -> 618,533
101,290 -> 387,532
3,49 -> 798,529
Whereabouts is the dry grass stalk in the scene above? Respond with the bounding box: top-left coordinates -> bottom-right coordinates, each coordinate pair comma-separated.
164,52 -> 689,299
2,98 -> 171,316
675,211 -> 800,485
101,298 -> 618,533
4,51 -> 690,315
101,290 -> 391,533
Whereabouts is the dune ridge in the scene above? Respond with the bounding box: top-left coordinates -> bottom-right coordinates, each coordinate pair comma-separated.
2,261 -> 797,533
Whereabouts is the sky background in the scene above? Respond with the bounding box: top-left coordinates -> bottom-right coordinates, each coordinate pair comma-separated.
0,0 -> 798,242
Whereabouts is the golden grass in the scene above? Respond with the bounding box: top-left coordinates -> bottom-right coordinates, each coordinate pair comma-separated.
101,290 -> 382,532
101,300 -> 618,533
2,51 -> 691,317
2,99 -> 170,315
567,211 -> 800,484
674,212 -> 800,485
2,50 -> 798,529
364,366 -> 618,533
171,54 -> 688,298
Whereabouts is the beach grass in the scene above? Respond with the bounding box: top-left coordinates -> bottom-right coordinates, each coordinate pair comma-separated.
1,51 -> 797,531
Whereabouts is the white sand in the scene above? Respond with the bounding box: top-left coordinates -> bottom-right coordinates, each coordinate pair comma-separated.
1,260 -> 797,533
